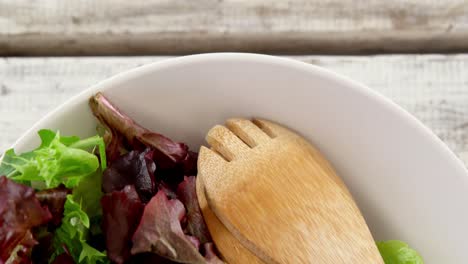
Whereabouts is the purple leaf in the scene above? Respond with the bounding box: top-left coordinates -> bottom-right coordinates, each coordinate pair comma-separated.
127,253 -> 178,264
31,231 -> 54,264
136,149 -> 157,201
144,149 -> 157,174
137,133 -> 188,169
103,130 -> 127,164
182,151 -> 198,176
89,93 -> 188,167
51,252 -> 75,264
102,149 -> 156,203
0,176 -> 52,263
177,176 -> 211,244
101,185 -> 144,264
131,191 -> 205,264
3,231 -> 36,264
102,151 -> 137,192
158,182 -> 177,200
36,185 -> 71,227
154,151 -> 197,187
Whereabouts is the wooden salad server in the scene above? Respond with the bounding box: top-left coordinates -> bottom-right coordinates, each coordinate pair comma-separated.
196,176 -> 264,263
197,118 -> 383,264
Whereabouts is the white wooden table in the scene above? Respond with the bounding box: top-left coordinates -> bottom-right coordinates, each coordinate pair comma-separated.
1,1 -> 468,166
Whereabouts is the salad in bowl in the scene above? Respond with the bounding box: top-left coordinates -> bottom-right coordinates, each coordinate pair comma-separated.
2,53 -> 466,263
1,93 -> 422,264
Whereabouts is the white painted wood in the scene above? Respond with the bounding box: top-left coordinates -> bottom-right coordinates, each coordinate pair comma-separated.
0,55 -> 467,167
1,0 -> 468,55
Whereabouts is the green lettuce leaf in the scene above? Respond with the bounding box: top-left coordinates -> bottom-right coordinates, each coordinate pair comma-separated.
0,149 -> 38,182
0,129 -> 109,263
73,169 -> 105,218
377,240 -> 424,264
79,243 -> 107,264
52,195 -> 109,264
0,129 -> 106,189
38,129 -> 81,148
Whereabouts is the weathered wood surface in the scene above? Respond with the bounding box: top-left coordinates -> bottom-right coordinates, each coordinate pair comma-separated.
1,0 -> 468,55
0,55 -> 467,166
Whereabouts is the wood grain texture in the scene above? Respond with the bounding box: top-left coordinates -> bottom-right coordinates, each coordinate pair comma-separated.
199,119 -> 384,263
197,176 -> 264,263
1,0 -> 468,55
0,55 -> 467,168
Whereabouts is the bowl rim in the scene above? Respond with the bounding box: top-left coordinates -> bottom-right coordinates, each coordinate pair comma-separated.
11,53 -> 468,182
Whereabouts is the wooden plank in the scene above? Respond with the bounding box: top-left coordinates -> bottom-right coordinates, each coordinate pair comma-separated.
1,0 -> 468,55
0,55 -> 467,167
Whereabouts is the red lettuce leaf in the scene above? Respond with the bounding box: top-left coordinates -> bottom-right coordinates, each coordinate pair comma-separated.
155,150 -> 198,187
101,185 -> 144,264
102,149 -> 156,203
127,253 -> 178,264
182,151 -> 198,176
177,176 -> 211,244
90,93 -> 223,262
137,133 -> 188,170
4,231 -> 36,264
31,230 -> 54,264
51,252 -> 75,264
102,151 -> 136,193
102,129 -> 127,164
90,92 -> 198,187
0,176 -> 52,263
131,191 -> 205,263
89,93 -> 188,167
158,182 -> 177,200
36,185 -> 72,227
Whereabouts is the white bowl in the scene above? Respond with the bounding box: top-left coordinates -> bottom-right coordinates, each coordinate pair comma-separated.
12,53 -> 468,263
